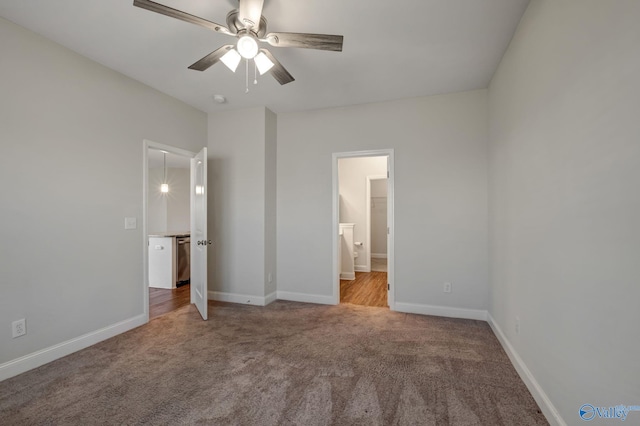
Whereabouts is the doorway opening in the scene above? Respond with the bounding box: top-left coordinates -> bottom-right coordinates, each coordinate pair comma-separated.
143,140 -> 198,321
332,150 -> 394,309
368,175 -> 388,273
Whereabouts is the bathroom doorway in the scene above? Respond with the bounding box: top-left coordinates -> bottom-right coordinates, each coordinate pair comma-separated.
332,150 -> 394,309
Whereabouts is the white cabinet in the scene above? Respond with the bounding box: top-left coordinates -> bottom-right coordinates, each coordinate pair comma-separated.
148,237 -> 176,289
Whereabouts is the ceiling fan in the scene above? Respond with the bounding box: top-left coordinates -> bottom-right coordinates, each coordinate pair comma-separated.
133,0 -> 344,85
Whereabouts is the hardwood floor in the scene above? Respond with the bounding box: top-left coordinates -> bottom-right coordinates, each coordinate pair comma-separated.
340,271 -> 388,307
149,284 -> 191,320
150,274 -> 387,316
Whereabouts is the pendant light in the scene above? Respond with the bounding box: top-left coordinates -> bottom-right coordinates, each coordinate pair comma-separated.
161,151 -> 169,193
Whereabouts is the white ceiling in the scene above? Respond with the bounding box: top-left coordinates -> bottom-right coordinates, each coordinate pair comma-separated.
0,0 -> 530,114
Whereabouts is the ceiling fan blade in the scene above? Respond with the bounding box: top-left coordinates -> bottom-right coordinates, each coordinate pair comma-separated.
188,45 -> 235,71
238,0 -> 265,30
265,32 -> 343,52
260,49 -> 294,85
133,0 -> 232,35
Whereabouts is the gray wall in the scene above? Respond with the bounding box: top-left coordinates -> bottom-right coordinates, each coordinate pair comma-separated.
207,107 -> 276,302
488,0 -> 640,422
148,167 -> 168,233
148,167 -> 191,234
0,17 -> 206,365
165,168 -> 191,233
370,179 -> 388,256
264,109 -> 278,295
277,90 -> 489,310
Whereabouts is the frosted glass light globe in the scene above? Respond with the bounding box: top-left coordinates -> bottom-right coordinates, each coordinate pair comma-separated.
237,35 -> 259,59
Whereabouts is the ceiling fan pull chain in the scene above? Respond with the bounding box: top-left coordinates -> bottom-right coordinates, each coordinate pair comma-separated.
245,59 -> 249,94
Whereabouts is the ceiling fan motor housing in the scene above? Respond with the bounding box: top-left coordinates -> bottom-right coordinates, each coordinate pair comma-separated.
226,10 -> 268,37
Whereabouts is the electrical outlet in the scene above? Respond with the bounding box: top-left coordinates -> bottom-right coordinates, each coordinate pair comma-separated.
515,316 -> 520,334
443,282 -> 452,293
12,319 -> 26,338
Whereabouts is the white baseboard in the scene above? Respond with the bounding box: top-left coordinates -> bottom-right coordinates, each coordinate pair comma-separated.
265,291 -> 277,305
340,272 -> 355,280
354,265 -> 370,272
0,314 -> 147,382
371,253 -> 387,259
394,302 -> 487,321
487,314 -> 565,426
276,291 -> 335,305
208,291 -> 273,306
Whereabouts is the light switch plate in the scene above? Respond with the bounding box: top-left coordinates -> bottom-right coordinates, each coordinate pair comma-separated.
124,217 -> 137,230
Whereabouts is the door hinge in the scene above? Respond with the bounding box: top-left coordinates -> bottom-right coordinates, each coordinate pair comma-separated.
387,170 -> 389,178
387,283 -> 390,291
387,227 -> 390,235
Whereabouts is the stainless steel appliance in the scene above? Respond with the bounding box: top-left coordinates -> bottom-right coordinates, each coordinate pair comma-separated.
176,236 -> 190,286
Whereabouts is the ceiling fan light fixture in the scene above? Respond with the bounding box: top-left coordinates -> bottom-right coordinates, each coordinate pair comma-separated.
254,52 -> 274,75
133,0 -> 343,89
237,35 -> 259,59
220,48 -> 242,72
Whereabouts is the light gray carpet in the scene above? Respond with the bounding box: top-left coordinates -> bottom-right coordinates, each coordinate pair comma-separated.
0,301 -> 547,425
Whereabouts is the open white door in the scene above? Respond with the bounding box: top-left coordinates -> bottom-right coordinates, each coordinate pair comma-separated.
191,147 -> 208,320
386,156 -> 394,309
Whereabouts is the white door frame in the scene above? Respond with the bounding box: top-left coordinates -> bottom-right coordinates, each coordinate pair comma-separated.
142,139 -> 196,321
366,175 -> 388,273
332,149 -> 395,309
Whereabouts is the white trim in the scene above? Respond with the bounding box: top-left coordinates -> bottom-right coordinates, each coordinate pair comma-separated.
487,314 -> 566,426
265,292 -> 277,305
332,149 -> 395,309
0,314 -> 146,382
208,291 -> 272,306
340,272 -> 355,280
143,140 -> 196,322
354,265 -> 369,272
395,302 -> 488,321
276,291 -> 335,305
371,253 -> 387,259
